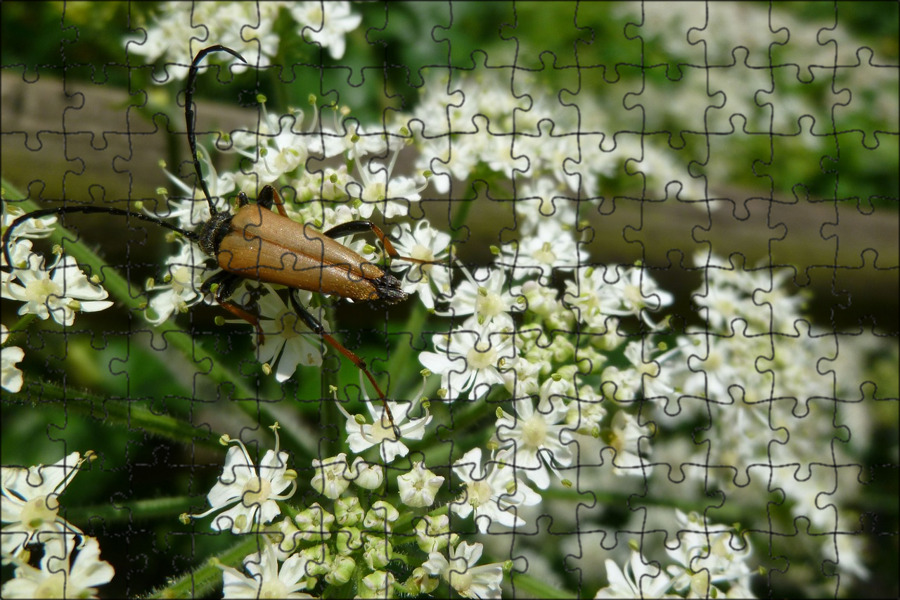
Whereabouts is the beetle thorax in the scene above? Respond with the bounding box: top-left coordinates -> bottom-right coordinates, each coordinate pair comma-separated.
196,212 -> 234,256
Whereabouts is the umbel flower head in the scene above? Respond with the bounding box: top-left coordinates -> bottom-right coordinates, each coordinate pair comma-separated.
185,423 -> 297,534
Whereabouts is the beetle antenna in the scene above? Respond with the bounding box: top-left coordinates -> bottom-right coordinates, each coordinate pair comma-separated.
185,45 -> 247,217
2,206 -> 199,271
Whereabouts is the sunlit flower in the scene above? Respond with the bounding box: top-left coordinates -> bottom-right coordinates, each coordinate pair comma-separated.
594,549 -> 673,599
387,220 -> 453,309
188,423 -> 295,534
397,462 -> 444,508
1,452 -> 86,557
5,253 -> 113,327
252,288 -> 327,382
436,266 -> 522,328
423,541 -> 504,599
340,397 -> 431,464
221,539 -> 314,599
289,1 -> 362,60
419,320 -> 516,401
1,325 -> 25,393
310,453 -> 351,499
451,447 -> 540,532
1,535 -> 114,599
495,396 -> 573,489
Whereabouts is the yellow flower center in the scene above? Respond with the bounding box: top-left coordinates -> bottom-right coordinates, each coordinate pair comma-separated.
532,242 -> 557,265
241,476 -> 272,507
522,415 -> 547,448
21,495 -> 60,529
24,278 -> 59,303
33,572 -> 67,598
468,480 -> 493,508
475,290 -> 504,317
466,342 -> 496,370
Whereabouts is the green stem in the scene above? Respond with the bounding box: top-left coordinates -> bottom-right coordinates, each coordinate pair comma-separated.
509,569 -> 576,599
388,301 -> 430,401
67,496 -> 197,525
5,380 -> 222,450
143,535 -> 263,599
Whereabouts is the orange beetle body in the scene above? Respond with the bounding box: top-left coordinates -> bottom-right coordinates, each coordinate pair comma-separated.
212,202 -> 407,304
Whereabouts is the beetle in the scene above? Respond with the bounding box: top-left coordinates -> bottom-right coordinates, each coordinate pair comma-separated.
2,45 -> 432,430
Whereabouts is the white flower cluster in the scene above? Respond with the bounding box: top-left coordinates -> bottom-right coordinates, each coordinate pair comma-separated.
1,452 -> 115,598
128,2 -> 362,80
188,424 -> 506,599
595,511 -> 755,598
411,69 -> 708,205
660,251 -> 876,584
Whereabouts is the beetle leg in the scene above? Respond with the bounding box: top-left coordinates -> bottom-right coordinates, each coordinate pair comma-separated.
323,221 -> 436,265
257,185 -> 289,218
201,271 -> 266,343
287,290 -> 398,433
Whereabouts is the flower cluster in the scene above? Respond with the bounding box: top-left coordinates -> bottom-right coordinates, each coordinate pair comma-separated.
1,452 -> 115,598
659,252 -> 876,584
595,511 -> 755,598
188,424 -> 506,599
128,1 -> 362,80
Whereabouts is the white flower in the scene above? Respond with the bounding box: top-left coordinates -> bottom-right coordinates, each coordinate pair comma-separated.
2,240 -> 33,296
498,216 -> 582,284
5,253 -> 113,326
1,535 -> 114,599
387,220 -> 453,309
349,158 -> 422,220
252,288 -> 327,382
664,511 -> 755,597
437,266 -> 521,328
310,453 -> 351,499
2,204 -> 57,241
607,410 -> 652,476
127,2 -> 282,80
565,266 -> 672,331
1,325 -> 25,393
231,105 -> 311,183
595,550 -> 673,598
415,514 -> 454,553
419,320 -> 515,401
145,241 -> 209,324
362,501 -> 399,532
340,397 -> 431,464
495,396 -> 573,489
423,541 -> 504,599
358,569 -> 396,599
451,448 -> 541,532
1,452 -> 86,557
290,1 -> 362,60
294,503 -> 334,542
347,457 -> 384,490
397,462 -> 444,508
190,423 -> 295,534
221,540 -> 313,599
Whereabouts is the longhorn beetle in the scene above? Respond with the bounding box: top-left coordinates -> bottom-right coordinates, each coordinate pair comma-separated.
2,45 -> 434,430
